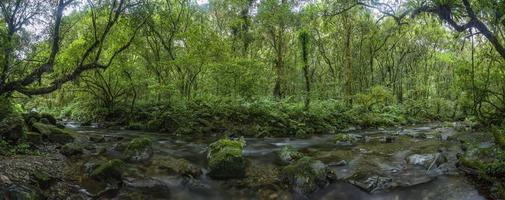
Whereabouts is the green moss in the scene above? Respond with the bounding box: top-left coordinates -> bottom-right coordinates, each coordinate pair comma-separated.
32,122 -> 74,144
207,138 -> 246,179
278,145 -> 303,164
127,137 -> 152,151
492,126 -> 505,149
90,159 -> 125,180
334,133 -> 357,144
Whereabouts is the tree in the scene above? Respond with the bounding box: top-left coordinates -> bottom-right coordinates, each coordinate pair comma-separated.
0,0 -> 145,96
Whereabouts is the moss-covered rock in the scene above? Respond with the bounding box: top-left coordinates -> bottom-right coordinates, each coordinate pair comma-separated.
40,113 -> 57,125
125,137 -> 153,163
207,138 -> 246,179
154,156 -> 202,178
31,122 -> 74,144
31,171 -> 55,190
280,156 -> 336,195
278,145 -> 303,164
90,159 -> 125,181
24,132 -> 42,145
335,133 -> 361,145
0,115 -> 25,142
61,143 -> 84,157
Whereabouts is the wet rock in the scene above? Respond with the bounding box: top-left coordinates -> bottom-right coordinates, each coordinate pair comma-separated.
90,159 -> 125,182
396,129 -> 426,139
207,138 -> 246,179
328,160 -> 347,167
335,133 -> 361,145
281,156 -> 336,195
61,143 -> 84,157
125,137 -> 153,163
89,135 -> 105,143
122,177 -> 171,198
278,145 -> 303,164
31,122 -> 74,144
407,153 -> 446,169
155,156 -> 202,178
0,184 -> 42,200
350,175 -> 393,193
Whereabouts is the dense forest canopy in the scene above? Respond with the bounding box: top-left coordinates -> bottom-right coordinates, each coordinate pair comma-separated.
0,0 -> 503,125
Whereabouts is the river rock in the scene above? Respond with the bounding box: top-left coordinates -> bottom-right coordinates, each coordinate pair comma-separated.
61,143 -> 84,157
90,159 -> 125,182
154,156 -> 202,178
125,137 -> 154,163
207,138 -> 246,179
278,145 -> 303,164
350,175 -> 393,193
0,184 -> 42,200
31,122 -> 74,144
281,156 -> 336,195
396,129 -> 426,139
335,133 -> 362,145
407,153 -> 446,169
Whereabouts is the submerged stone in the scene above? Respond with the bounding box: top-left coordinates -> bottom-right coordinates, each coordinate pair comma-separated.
350,175 -> 393,193
207,138 -> 246,179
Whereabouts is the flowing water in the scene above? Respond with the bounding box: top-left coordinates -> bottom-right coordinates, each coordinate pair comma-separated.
70,123 -> 486,200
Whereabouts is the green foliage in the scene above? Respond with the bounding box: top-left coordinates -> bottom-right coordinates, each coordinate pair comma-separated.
0,139 -> 39,156
492,126 -> 505,149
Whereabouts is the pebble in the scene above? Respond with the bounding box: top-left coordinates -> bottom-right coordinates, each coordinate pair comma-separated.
0,174 -> 12,185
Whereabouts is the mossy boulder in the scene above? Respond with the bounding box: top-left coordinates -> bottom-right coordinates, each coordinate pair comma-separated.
0,115 -> 25,142
278,145 -> 303,164
280,156 -> 336,195
31,122 -> 74,144
40,113 -> 57,125
125,137 -> 153,163
90,159 -> 125,181
24,132 -> 42,145
61,143 -> 84,157
207,138 -> 246,179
